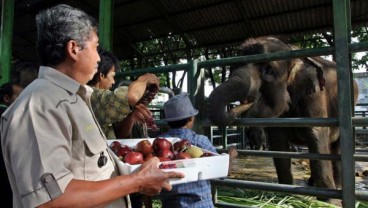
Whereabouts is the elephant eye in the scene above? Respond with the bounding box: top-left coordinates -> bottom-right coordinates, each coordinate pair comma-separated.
261,64 -> 276,82
261,64 -> 273,75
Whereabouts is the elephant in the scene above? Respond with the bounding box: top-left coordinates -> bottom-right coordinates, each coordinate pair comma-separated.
207,37 -> 359,201
246,127 -> 267,150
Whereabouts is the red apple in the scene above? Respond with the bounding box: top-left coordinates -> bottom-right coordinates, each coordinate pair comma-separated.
109,141 -> 122,154
174,152 -> 191,160
136,139 -> 153,156
201,152 -> 214,157
157,149 -> 174,159
173,139 -> 191,152
116,145 -> 133,158
144,153 -> 154,161
153,137 -> 172,153
124,151 -> 144,165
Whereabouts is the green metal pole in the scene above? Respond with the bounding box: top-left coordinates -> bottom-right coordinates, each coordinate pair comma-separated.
99,0 -> 114,51
0,0 -> 14,85
332,0 -> 355,207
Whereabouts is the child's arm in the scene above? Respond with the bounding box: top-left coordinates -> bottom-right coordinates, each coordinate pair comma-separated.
228,146 -> 238,175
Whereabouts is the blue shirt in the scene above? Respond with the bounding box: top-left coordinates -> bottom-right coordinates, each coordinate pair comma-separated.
159,128 -> 216,208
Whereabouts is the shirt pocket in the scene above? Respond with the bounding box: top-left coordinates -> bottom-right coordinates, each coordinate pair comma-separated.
83,136 -> 114,180
84,136 -> 106,155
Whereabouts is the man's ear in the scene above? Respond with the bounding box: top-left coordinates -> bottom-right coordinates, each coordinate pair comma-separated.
65,40 -> 79,61
188,117 -> 194,122
3,95 -> 11,104
99,73 -> 105,79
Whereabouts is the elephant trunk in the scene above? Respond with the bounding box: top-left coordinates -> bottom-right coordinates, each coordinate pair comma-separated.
207,74 -> 253,126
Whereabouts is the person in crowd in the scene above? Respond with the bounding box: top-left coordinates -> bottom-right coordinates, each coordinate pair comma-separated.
12,61 -> 40,88
87,48 -> 155,208
0,82 -> 23,207
0,82 -> 23,115
87,47 -> 156,140
158,93 -> 238,208
0,4 -> 183,208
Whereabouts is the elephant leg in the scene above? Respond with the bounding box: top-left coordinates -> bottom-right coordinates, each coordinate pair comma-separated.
330,140 -> 342,189
273,157 -> 293,184
268,128 -> 293,184
308,129 -> 336,190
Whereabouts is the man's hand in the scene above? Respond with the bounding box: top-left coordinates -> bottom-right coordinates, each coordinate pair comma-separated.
137,73 -> 160,87
228,146 -> 238,175
135,157 -> 184,196
135,73 -> 159,106
128,73 -> 160,106
131,104 -> 157,131
130,104 -> 152,124
228,146 -> 238,159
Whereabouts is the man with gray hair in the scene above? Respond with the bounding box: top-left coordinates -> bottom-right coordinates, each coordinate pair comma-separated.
1,4 -> 183,208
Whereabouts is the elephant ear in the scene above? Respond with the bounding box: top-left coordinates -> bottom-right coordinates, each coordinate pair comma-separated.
287,44 -> 326,91
287,59 -> 304,85
304,57 -> 326,91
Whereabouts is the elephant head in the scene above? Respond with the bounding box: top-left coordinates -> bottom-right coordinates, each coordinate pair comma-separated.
207,37 -> 329,126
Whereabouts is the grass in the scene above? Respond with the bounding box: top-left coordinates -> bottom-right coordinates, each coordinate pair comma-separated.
150,187 -> 368,208
216,187 -> 339,207
216,187 -> 368,208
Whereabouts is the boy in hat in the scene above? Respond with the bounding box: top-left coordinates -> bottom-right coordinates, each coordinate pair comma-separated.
158,92 -> 237,208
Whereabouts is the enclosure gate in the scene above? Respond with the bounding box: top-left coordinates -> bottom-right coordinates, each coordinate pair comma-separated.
116,1 -> 368,207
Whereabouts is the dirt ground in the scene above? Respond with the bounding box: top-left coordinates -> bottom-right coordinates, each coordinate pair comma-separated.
228,155 -> 368,190
228,155 -> 312,185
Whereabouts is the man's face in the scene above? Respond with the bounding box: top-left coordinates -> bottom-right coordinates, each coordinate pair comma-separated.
99,66 -> 116,90
75,31 -> 100,85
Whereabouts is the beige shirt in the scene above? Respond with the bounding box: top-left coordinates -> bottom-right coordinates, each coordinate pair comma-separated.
1,66 -> 127,208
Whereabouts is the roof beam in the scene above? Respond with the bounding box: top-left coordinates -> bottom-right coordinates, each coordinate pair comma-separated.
147,0 -> 193,48
234,0 -> 253,36
115,0 -> 232,28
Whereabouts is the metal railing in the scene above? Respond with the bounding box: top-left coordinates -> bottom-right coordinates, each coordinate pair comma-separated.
114,1 -> 368,206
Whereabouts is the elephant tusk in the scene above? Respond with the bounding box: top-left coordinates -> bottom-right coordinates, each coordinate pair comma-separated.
230,102 -> 254,117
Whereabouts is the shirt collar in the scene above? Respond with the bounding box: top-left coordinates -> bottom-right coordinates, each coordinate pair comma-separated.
38,66 -> 82,95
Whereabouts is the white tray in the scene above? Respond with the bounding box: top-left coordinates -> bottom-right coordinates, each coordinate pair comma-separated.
107,138 -> 229,185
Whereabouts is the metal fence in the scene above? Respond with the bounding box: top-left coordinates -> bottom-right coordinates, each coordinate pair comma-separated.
115,1 -> 368,207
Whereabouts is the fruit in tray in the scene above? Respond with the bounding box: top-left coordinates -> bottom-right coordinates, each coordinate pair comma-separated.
173,139 -> 191,152
109,137 -> 215,165
152,137 -> 173,154
156,149 -> 174,159
136,139 -> 153,157
123,151 -> 144,165
174,152 -> 191,160
116,145 -> 133,159
185,146 -> 204,158
110,141 -> 123,155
